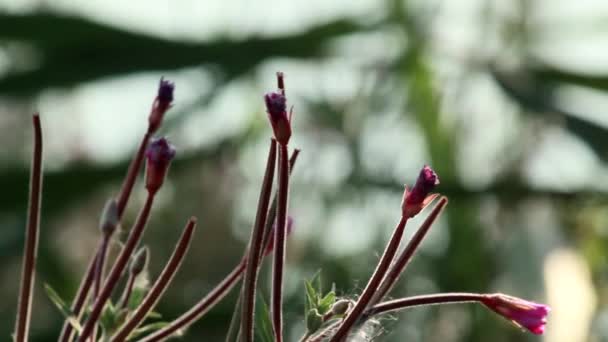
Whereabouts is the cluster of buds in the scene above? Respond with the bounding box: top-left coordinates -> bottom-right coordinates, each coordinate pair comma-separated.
12,74 -> 550,342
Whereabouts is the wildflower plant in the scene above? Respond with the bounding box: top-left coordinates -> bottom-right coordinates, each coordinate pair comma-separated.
12,73 -> 549,342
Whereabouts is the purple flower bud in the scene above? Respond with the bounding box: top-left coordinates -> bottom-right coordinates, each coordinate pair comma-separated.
264,91 -> 291,145
265,92 -> 286,116
483,294 -> 550,335
145,137 -> 176,194
148,77 -> 175,133
402,165 -> 440,218
158,77 -> 175,103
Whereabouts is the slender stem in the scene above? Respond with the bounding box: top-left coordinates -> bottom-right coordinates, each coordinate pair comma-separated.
329,216 -> 409,342
119,274 -> 136,310
140,258 -> 247,342
59,252 -> 98,342
364,293 -> 485,318
372,197 -> 448,304
271,144 -> 290,342
94,235 -> 110,297
225,292 -> 242,342
78,192 -> 156,341
14,114 -> 43,342
112,218 -> 197,342
116,131 -> 151,219
241,139 -> 277,342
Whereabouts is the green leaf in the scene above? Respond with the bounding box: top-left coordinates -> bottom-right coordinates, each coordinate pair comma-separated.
304,280 -> 318,313
127,286 -> 149,310
43,283 -> 83,333
254,294 -> 274,342
317,291 -> 336,315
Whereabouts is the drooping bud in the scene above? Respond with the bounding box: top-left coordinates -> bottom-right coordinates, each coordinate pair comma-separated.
130,247 -> 149,276
145,137 -> 176,194
148,77 -> 175,133
482,294 -> 550,335
99,199 -> 119,237
401,165 -> 440,218
264,78 -> 292,145
264,216 -> 294,257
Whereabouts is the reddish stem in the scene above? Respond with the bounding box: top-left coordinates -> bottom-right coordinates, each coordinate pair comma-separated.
271,144 -> 290,342
14,114 -> 43,342
372,197 -> 448,304
58,253 -> 98,342
116,131 -> 151,219
94,235 -> 110,297
78,192 -> 156,341
241,139 -> 277,342
140,258 -> 247,342
364,293 -> 485,318
112,218 -> 197,342
329,216 -> 409,342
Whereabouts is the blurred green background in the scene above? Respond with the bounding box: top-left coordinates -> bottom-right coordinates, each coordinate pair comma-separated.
1,0 -> 608,341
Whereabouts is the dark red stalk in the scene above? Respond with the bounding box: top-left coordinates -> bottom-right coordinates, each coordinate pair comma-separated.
14,114 -> 43,342
271,143 -> 290,342
78,192 -> 156,341
329,216 -> 409,342
140,258 -> 247,342
116,131 -> 152,219
372,197 -> 448,304
241,139 -> 277,342
94,235 -> 110,297
58,253 -> 98,342
364,293 -> 484,318
112,218 -> 197,342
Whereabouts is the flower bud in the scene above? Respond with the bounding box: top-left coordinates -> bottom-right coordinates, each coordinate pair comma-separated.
306,309 -> 323,333
264,91 -> 292,145
402,165 -> 440,218
99,199 -> 119,237
148,77 -> 175,133
130,247 -> 149,276
331,299 -> 352,316
482,294 -> 550,335
145,137 -> 176,194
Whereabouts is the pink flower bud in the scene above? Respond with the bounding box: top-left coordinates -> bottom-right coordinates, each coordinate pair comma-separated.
483,294 -> 550,335
148,77 -> 175,133
401,165 -> 440,218
145,137 -> 176,194
264,91 -> 292,145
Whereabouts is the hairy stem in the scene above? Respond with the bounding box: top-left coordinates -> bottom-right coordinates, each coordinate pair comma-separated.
271,144 -> 290,342
364,293 -> 485,318
329,216 -> 409,342
372,197 -> 448,304
140,258 -> 247,342
112,218 -> 197,342
78,192 -> 156,341
241,139 -> 277,342
14,114 -> 43,342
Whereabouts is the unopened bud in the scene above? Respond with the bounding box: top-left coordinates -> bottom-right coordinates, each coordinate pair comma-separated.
306,309 -> 323,333
264,90 -> 292,145
145,137 -> 176,194
331,299 -> 352,316
99,199 -> 119,237
402,165 -> 440,218
130,247 -> 149,276
148,77 -> 175,133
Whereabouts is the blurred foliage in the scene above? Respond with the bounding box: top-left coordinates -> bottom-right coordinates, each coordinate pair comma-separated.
1,1 -> 608,341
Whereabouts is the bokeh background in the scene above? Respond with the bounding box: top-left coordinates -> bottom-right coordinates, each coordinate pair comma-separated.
1,0 -> 607,341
